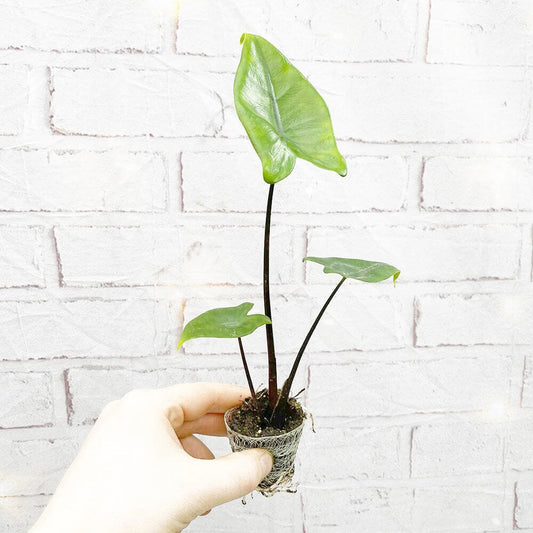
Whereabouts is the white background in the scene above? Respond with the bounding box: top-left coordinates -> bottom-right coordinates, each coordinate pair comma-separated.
0,1 -> 532,531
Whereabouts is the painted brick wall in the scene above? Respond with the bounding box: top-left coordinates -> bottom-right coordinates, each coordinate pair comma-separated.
0,1 -> 532,531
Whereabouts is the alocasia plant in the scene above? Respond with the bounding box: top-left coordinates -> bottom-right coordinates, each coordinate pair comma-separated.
178,34 -> 400,430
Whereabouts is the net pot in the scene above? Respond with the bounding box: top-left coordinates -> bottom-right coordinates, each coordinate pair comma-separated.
224,406 -> 305,495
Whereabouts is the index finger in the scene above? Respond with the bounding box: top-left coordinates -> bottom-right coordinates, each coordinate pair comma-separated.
158,382 -> 250,429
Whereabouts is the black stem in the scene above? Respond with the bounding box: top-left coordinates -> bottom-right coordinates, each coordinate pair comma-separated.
263,184 -> 278,410
238,337 -> 257,405
271,276 -> 346,425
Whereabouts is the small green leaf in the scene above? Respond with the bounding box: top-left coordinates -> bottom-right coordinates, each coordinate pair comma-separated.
177,302 -> 271,349
234,33 -> 347,184
304,256 -> 400,285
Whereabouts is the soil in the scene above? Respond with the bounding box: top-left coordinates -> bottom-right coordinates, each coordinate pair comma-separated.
228,388 -> 305,437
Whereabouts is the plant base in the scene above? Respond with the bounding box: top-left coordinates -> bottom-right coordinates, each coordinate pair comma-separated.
224,392 -> 305,496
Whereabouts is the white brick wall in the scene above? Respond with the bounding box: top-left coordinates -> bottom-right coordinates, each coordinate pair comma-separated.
55,224 -> 299,287
416,293 -> 533,347
1,0 -> 532,531
0,0 -> 167,53
310,72 -> 529,143
308,357 -> 511,417
182,152 -> 409,213
50,68 -> 230,137
422,157 -> 533,212
0,299 -> 173,359
0,438 -> 80,496
0,498 -> 46,533
0,373 -> 53,428
301,424 -> 406,482
0,66 -> 28,136
413,484 -> 504,532
0,227 -> 45,288
0,150 -> 167,212
303,484 -> 505,532
508,418 -> 533,471
411,421 -> 503,477
302,487 -> 413,531
427,0 -> 532,66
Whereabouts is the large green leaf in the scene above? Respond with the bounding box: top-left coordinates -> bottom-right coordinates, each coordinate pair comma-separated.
234,33 -> 347,184
177,302 -> 271,349
304,256 -> 400,285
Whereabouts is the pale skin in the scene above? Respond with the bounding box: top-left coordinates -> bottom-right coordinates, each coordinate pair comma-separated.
30,383 -> 273,533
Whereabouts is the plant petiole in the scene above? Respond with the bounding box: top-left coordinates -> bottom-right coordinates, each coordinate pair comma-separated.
238,337 -> 258,409
263,183 -> 278,410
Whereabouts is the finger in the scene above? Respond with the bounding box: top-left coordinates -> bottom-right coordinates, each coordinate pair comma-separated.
193,449 -> 273,509
180,435 -> 215,460
158,383 -> 250,430
175,413 -> 226,437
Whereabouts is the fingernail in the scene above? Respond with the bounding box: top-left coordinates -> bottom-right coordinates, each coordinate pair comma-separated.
260,451 -> 273,474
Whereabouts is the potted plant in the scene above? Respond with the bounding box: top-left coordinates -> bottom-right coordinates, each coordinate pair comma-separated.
177,34 -> 400,495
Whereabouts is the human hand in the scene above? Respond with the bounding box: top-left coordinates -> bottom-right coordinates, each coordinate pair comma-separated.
30,383 -> 273,533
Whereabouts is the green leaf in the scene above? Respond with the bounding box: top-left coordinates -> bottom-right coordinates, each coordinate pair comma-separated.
304,256 -> 400,285
177,302 -> 271,349
234,33 -> 347,184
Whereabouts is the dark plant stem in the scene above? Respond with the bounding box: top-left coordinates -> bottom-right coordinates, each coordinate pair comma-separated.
271,276 -> 347,426
238,337 -> 257,407
263,183 -> 278,411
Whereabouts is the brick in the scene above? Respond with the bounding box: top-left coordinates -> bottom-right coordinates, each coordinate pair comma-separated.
522,356 -> 533,407
54,226 -> 182,287
0,299 -> 172,360
66,366 -> 243,425
180,225 -> 296,286
411,421 -> 503,477
422,157 -> 533,212
307,357 -> 510,418
0,438 -> 79,496
307,224 -> 521,282
310,72 -> 528,143
0,372 -> 53,428
427,0 -> 532,66
0,497 -> 46,532
183,288 -> 404,355
182,152 -> 408,213
508,417 -> 533,471
516,479 -> 533,528
413,485 -> 504,531
177,0 -> 418,62
302,487 -> 413,531
0,65 -> 28,135
301,425 -> 403,482
415,293 -> 533,347
0,150 -> 167,212
50,68 -> 228,137
187,491 -> 299,532
0,227 -> 45,288
0,0 -> 164,52
55,224 -> 295,287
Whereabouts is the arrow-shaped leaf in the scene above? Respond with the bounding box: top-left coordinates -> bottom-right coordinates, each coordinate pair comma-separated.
304,256 -> 400,285
234,33 -> 347,184
177,302 -> 271,349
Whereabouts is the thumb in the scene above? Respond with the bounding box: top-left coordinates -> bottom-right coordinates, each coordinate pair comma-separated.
195,448 -> 273,509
